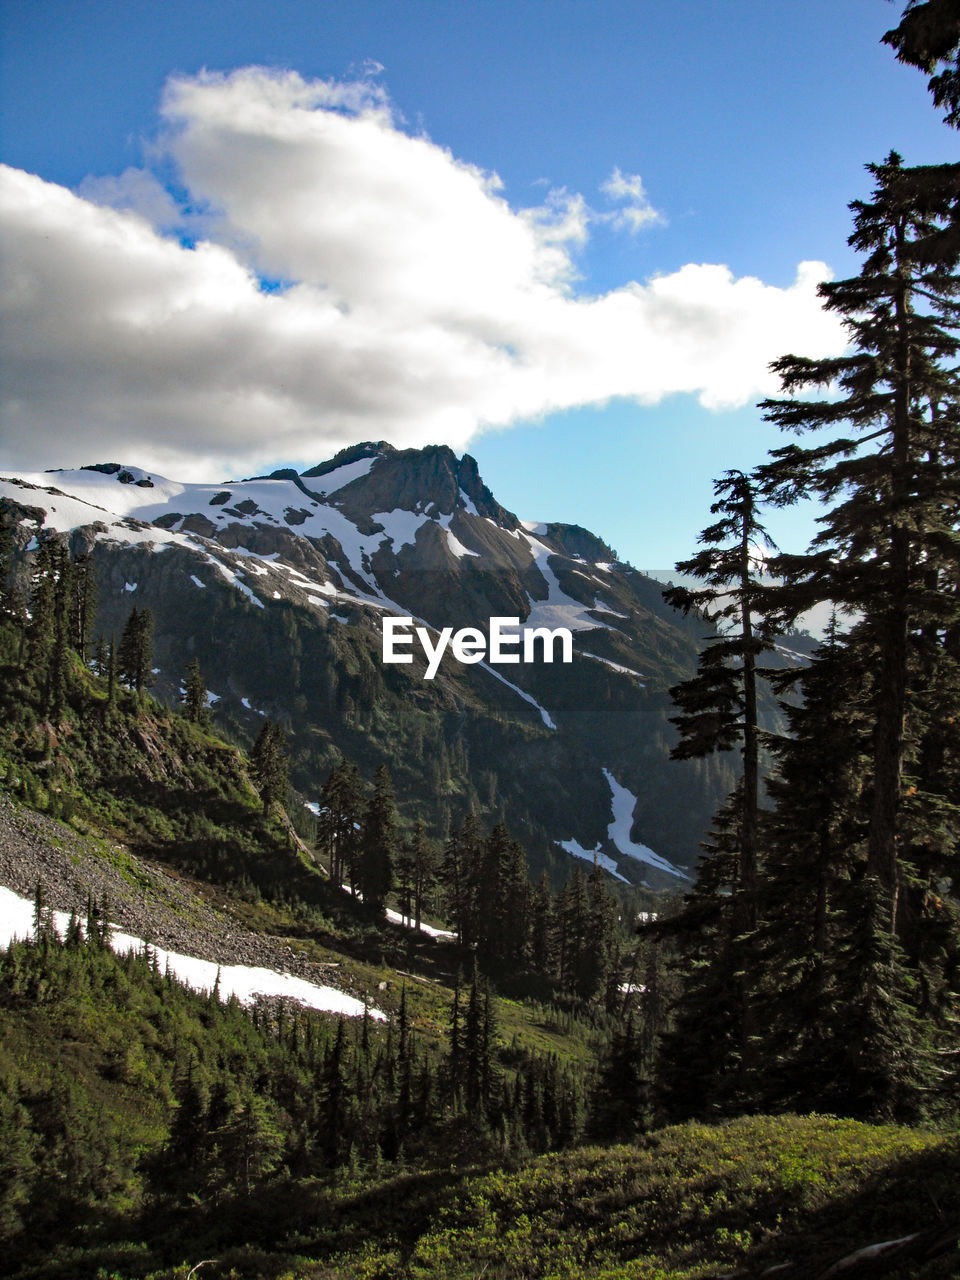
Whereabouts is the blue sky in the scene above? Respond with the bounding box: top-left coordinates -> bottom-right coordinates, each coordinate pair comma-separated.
0,0 -> 955,569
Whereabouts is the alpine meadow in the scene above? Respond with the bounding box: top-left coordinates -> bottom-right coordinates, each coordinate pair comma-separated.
1,3 -> 960,1279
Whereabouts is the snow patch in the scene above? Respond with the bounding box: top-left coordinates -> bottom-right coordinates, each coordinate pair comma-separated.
520,531 -> 612,635
371,507 -> 430,552
309,456 -> 376,495
583,653 -> 646,682
458,488 -> 481,517
384,907 -> 457,940
437,511 -> 479,559
603,770 -> 689,880
0,886 -> 384,1019
557,839 -> 629,883
477,660 -> 557,729
204,554 -> 265,608
444,528 -> 479,559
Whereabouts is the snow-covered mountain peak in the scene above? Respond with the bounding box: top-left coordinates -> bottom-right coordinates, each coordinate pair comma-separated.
1,443 -> 721,886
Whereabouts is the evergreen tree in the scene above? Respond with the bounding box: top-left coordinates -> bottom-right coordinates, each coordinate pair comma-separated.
529,872 -> 554,975
358,765 -> 397,916
117,606 -> 154,697
25,538 -> 74,716
885,0 -> 960,128
585,862 -> 621,1008
91,634 -> 107,678
320,1018 -> 348,1166
447,972 -> 500,1125
317,756 -> 364,889
250,721 -> 289,816
752,154 -> 960,1118
474,823 -> 529,969
215,1094 -> 284,1196
441,814 -> 483,946
0,519 -> 14,618
759,153 -> 960,933
394,834 -> 415,926
755,622 -> 873,1110
555,865 -> 589,994
106,633 -> 117,709
26,538 -> 57,682
70,553 -> 97,664
663,469 -> 778,929
410,819 -> 437,932
589,1014 -> 649,1143
823,877 -> 930,1122
47,543 -> 73,719
165,1064 -> 212,1194
653,790 -> 751,1121
182,657 -> 208,724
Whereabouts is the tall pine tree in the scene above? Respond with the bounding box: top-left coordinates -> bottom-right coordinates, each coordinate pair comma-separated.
759,153 -> 960,933
663,469 -> 778,929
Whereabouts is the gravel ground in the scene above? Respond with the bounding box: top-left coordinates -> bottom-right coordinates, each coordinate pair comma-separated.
0,791 -> 344,988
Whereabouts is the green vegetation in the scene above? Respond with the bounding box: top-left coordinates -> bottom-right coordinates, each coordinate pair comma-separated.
1,931 -> 955,1280
653,30 -> 960,1131
1,7 -> 960,1277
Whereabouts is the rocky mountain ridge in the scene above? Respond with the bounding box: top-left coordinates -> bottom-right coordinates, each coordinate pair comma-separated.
1,443 -> 739,883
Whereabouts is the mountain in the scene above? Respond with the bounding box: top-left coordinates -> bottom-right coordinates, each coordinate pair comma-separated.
0,443 -> 737,884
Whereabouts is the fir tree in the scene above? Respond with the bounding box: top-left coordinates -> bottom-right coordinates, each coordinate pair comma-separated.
586,862 -> 622,1009
182,656 -> 208,724
473,822 -> 529,969
118,606 -> 154,697
91,634 -> 107,678
528,872 -> 554,975
250,721 -> 289,816
663,469 -> 778,929
589,1014 -> 649,1143
759,153 -> 960,932
441,814 -> 483,946
70,553 -> 97,664
358,765 -> 397,916
106,633 -> 117,710
394,830 -> 415,926
755,621 -> 873,1111
653,790 -> 751,1122
885,0 -> 960,128
0,518 -> 14,618
26,538 -> 74,716
409,818 -> 437,933
317,756 -> 364,888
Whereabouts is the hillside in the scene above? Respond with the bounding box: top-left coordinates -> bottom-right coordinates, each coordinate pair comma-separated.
2,794 -> 956,1279
0,444 -> 749,883
0,479 -> 957,1280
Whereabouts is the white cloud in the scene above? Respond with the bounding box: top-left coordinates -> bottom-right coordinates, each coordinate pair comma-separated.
600,166 -> 665,231
77,167 -> 183,229
0,67 -> 848,477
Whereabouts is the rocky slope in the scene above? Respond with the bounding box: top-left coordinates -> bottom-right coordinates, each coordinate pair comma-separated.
0,792 -> 367,996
